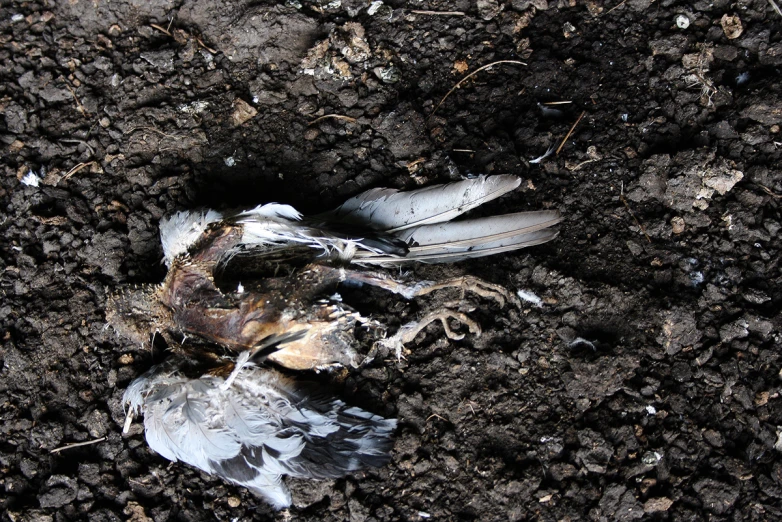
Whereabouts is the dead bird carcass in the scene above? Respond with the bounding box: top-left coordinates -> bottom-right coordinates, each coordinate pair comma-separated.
108,174 -> 561,509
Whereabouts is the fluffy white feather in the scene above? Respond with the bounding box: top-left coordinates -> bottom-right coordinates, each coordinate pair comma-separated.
159,209 -> 223,267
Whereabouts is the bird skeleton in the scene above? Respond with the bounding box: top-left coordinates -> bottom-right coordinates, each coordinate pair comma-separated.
108,174 -> 561,509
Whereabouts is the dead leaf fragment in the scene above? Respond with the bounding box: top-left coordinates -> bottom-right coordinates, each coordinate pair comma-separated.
453,60 -> 469,74
231,99 -> 258,126
644,497 -> 674,513
720,14 -> 743,40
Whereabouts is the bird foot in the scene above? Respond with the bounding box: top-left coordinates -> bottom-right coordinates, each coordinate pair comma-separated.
380,309 -> 482,360
414,276 -> 521,309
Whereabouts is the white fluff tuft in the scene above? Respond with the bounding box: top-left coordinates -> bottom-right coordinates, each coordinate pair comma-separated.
21,170 -> 42,187
516,289 -> 543,307
238,203 -> 302,221
159,209 -> 223,266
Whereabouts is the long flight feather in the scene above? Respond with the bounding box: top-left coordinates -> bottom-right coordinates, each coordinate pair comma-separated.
322,174 -> 522,232
353,232 -> 558,264
350,210 -> 560,264
398,210 -> 562,251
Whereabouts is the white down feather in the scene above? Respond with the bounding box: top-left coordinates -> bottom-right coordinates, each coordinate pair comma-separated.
159,209 -> 223,267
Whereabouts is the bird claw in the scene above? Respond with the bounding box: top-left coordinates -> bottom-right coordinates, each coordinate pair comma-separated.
380,309 -> 483,360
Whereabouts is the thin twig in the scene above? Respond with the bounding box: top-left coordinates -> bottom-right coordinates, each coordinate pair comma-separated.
769,0 -> 782,18
308,114 -> 358,126
63,161 -> 98,181
196,37 -> 217,54
124,126 -> 182,140
406,157 -> 426,169
606,0 -> 627,14
428,60 -> 527,119
758,184 -> 782,198
556,111 -> 585,155
410,10 -> 465,16
566,159 -> 597,171
50,436 -> 107,454
543,101 -> 572,105
426,413 -> 449,422
65,84 -> 89,118
620,182 -> 651,243
150,23 -> 172,37
60,139 -> 95,157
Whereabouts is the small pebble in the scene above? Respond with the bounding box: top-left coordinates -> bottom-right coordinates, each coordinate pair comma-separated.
675,14 -> 689,29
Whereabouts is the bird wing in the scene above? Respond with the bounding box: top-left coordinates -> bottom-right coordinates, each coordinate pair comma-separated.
227,203 -> 407,263
124,360 -> 396,510
157,175 -> 558,270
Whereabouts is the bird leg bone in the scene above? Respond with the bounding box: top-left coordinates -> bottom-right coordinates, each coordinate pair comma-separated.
333,268 -> 520,308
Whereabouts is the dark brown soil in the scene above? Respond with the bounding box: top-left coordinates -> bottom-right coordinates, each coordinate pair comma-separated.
2,0 -> 781,520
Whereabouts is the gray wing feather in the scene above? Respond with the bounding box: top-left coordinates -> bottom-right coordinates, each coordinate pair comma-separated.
353,209 -> 561,264
323,174 -> 522,232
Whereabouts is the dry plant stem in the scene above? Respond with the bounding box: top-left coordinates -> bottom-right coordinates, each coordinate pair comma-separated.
63,161 -> 98,181
428,60 -> 527,119
769,0 -> 782,18
557,111 -> 586,155
61,138 -> 95,157
65,84 -> 89,118
606,0 -> 627,14
567,159 -> 597,171
150,23 -> 172,36
196,38 -> 217,54
124,126 -> 182,140
50,437 -> 107,454
758,184 -> 782,198
406,157 -> 426,169
308,114 -> 358,126
411,10 -> 465,16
